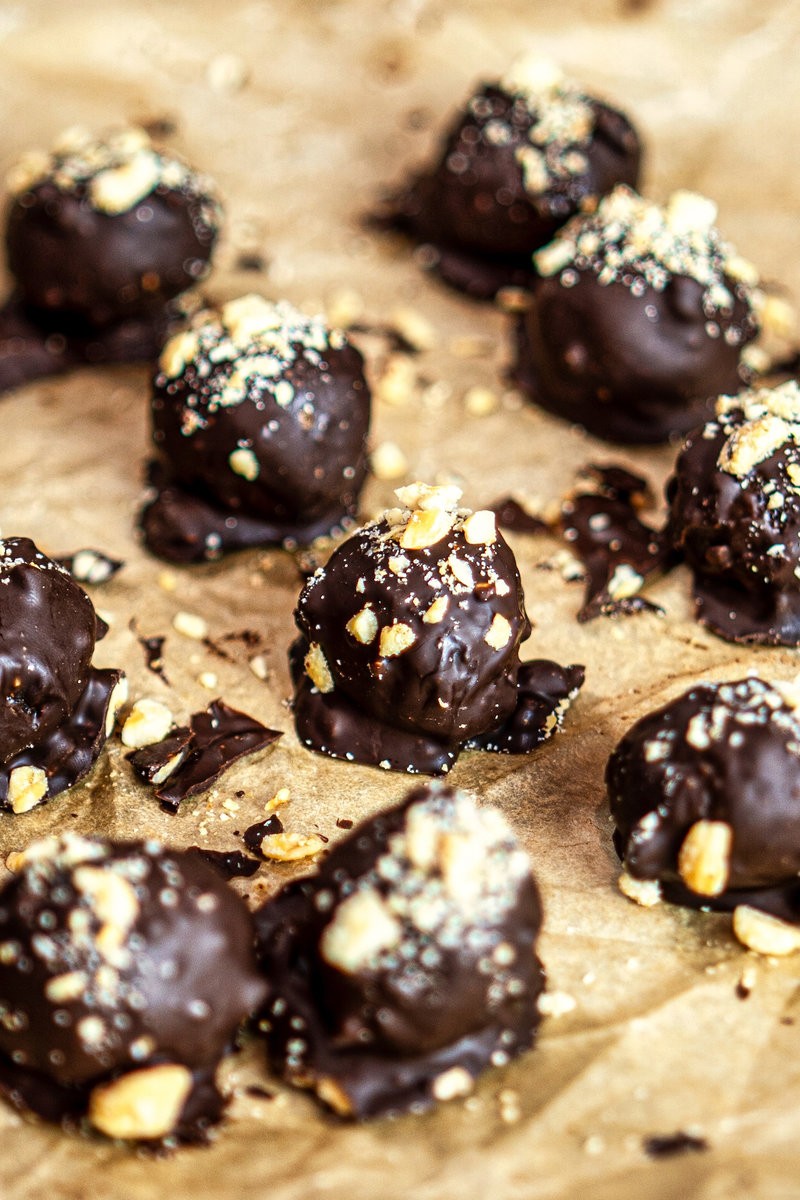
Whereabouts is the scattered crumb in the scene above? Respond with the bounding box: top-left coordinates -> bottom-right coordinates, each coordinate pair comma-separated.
173,610 -> 209,640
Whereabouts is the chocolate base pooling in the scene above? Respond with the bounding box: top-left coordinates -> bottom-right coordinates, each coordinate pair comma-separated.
140,462 -> 363,562
0,667 -> 124,809
292,637 -> 582,774
0,293 -> 178,397
255,783 -> 544,1119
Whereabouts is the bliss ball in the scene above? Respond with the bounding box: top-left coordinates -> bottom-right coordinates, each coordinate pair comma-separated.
141,294 -> 371,560
5,125 -> 220,326
255,781 -> 544,1118
0,834 -> 266,1141
514,185 -> 761,442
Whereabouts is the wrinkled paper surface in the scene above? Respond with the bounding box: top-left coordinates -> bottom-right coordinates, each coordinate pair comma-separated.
0,1 -> 799,1196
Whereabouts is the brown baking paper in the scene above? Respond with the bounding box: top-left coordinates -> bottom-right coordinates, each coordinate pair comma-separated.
0,1 -> 799,1196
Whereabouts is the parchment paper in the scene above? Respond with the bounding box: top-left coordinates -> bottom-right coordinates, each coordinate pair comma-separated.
0,2 -> 799,1197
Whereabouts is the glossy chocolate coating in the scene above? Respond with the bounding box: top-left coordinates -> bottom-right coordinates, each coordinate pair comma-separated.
387,71 -> 640,300
6,132 -> 217,325
255,782 -> 544,1119
0,128 -> 219,395
667,382 -> 800,644
515,272 -> 754,443
0,835 -> 266,1139
607,677 -> 800,904
141,297 -> 371,559
514,187 -> 760,442
0,538 -> 99,758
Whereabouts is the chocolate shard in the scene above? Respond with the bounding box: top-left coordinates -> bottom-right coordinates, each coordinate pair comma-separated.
244,815 -> 284,857
643,1132 -> 709,1159
55,548 -> 124,585
187,847 -> 262,880
126,726 -> 193,785
492,496 -> 550,536
153,701 -> 283,812
560,464 -> 668,622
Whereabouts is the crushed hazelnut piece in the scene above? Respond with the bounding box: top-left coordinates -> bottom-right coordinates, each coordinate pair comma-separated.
484,614 -> 512,650
172,610 -> 209,640
733,905 -> 800,956
7,765 -> 48,815
120,698 -> 174,749
265,787 -> 291,814
618,871 -> 662,907
400,506 -> 456,550
257,831 -> 326,861
375,354 -> 416,407
315,1077 -> 354,1116
320,888 -> 402,973
378,622 -> 416,657
88,1064 -> 194,1140
229,446 -> 260,481
606,563 -> 644,600
432,1066 -> 474,1102
304,643 -> 334,693
422,596 -> 449,624
677,820 -> 732,896
390,306 -> 437,351
463,510 -> 497,545
346,606 -> 378,645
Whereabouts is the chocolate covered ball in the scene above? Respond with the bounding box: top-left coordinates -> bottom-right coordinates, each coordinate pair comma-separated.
255,781 -> 544,1118
140,294 -> 371,561
607,676 -> 800,955
292,482 -> 582,773
389,56 -> 641,300
0,833 -> 267,1140
514,186 -> 761,442
5,126 -> 220,326
0,538 -> 125,813
667,380 -> 800,644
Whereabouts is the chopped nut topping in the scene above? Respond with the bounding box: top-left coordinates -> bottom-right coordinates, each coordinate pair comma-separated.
371,441 -> 408,481
45,971 -> 88,1004
618,871 -> 662,907
7,765 -> 48,815
320,887 -> 402,973
304,643 -> 334,692
375,354 -> 417,407
677,820 -> 732,896
264,787 -> 291,814
422,595 -> 449,624
378,622 -> 416,658
399,506 -> 456,550
88,1064 -> 194,1140
719,415 -> 793,478
484,613 -> 513,650
73,866 -> 140,956
257,831 -> 326,861
395,481 -> 462,513
120,698 -> 174,749
228,446 -> 261,481
346,606 -> 378,645
606,563 -> 644,600
447,555 -> 475,589
390,306 -> 437,351
732,905 -> 800,956
432,1066 -> 474,1101
315,1077 -> 354,1116
463,510 -> 497,545
172,610 -> 209,640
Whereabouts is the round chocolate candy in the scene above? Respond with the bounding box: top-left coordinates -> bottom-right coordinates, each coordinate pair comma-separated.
140,294 -> 371,561
0,834 -> 267,1140
514,185 -> 761,443
667,380 -> 800,644
5,126 -> 220,327
292,482 -> 583,774
608,676 -> 800,955
255,781 -> 544,1118
0,537 -> 125,814
388,56 -> 641,300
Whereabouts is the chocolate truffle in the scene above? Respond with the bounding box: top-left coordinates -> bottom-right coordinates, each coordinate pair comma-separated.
667,380 -> 800,644
0,537 -> 125,813
140,294 -> 371,561
292,482 -> 583,774
607,676 -> 800,956
0,833 -> 267,1140
0,126 -> 220,392
387,56 -> 641,300
255,781 -> 544,1118
514,186 -> 761,442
